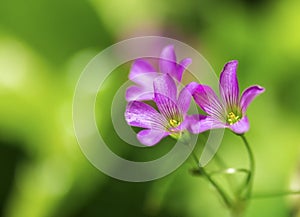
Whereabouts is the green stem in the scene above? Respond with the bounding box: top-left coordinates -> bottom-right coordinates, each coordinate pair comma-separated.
187,140 -> 234,210
194,134 -> 241,196
200,167 -> 233,209
240,134 -> 255,199
190,150 -> 232,208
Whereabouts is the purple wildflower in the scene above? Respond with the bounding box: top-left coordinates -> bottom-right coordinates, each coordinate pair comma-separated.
190,60 -> 265,134
125,45 -> 192,101
125,74 -> 195,146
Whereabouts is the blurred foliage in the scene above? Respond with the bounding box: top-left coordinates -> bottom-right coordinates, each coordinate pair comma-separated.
0,0 -> 300,217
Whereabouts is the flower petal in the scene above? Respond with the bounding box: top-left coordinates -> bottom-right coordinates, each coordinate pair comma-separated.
177,82 -> 198,114
229,116 -> 249,134
153,74 -> 181,121
129,59 -> 156,81
129,70 -> 158,87
159,45 -> 177,77
186,115 -> 226,134
192,84 -> 225,121
175,58 -> 192,81
240,85 -> 265,113
154,93 -> 181,123
126,71 -> 158,101
153,74 -> 177,101
125,101 -> 166,130
219,60 -> 239,110
137,129 -> 167,146
125,86 -> 154,101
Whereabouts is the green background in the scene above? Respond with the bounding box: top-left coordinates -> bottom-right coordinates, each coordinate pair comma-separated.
1,0 -> 300,216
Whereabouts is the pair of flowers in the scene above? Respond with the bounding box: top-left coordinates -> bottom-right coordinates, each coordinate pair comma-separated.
125,45 -> 265,146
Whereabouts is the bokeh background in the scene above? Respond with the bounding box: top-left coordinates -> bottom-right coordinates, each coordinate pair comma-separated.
1,0 -> 300,216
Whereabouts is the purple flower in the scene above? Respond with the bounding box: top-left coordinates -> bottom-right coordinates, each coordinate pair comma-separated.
125,74 -> 195,146
190,60 -> 265,134
125,45 -> 192,101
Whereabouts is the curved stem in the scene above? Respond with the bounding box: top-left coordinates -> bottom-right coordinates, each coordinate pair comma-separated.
240,134 -> 255,199
189,150 -> 232,208
194,134 -> 241,196
200,167 -> 233,209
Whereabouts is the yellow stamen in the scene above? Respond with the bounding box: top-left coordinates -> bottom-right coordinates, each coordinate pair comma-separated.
227,112 -> 240,125
169,119 -> 180,128
168,119 -> 184,140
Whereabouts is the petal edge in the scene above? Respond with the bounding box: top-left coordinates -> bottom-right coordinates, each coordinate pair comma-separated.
137,129 -> 167,146
240,85 -> 265,113
229,116 -> 249,134
125,101 -> 165,129
219,60 -> 239,110
159,45 -> 177,76
192,84 -> 225,121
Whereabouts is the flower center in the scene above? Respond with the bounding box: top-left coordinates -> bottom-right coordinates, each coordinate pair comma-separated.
167,118 -> 185,140
226,112 -> 240,125
169,119 -> 181,128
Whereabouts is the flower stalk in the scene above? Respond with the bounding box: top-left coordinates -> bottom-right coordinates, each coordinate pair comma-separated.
239,134 -> 255,200
190,151 -> 232,209
200,166 -> 233,209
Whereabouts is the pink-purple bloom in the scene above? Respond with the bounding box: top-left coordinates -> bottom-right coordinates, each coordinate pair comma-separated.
125,45 -> 192,101
190,60 -> 265,134
125,74 -> 195,146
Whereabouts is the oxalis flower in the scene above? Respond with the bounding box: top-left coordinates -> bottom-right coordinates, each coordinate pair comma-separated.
125,45 -> 192,101
190,60 -> 265,134
125,74 -> 195,146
